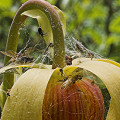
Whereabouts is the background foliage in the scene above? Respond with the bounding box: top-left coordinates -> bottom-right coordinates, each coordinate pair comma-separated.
0,0 -> 120,63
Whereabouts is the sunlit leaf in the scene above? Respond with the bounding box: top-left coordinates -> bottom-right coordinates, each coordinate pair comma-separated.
109,17 -> 120,33
46,0 -> 56,4
0,0 -> 12,8
118,0 -> 120,5
87,4 -> 107,19
20,0 -> 27,3
81,28 -> 102,45
106,34 -> 120,45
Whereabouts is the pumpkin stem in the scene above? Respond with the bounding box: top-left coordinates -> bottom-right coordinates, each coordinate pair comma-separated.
2,0 -> 65,108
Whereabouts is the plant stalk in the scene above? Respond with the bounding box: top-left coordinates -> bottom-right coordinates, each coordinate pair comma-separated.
2,0 -> 65,108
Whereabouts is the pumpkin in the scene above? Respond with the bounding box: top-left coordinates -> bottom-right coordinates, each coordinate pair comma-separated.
0,0 -> 120,120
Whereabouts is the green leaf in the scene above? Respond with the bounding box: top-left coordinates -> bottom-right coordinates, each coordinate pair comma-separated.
81,28 -> 102,45
106,34 -> 120,45
20,0 -> 27,3
109,17 -> 120,33
0,0 -> 12,8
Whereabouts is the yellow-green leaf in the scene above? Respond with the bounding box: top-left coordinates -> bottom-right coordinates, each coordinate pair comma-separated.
0,0 -> 12,8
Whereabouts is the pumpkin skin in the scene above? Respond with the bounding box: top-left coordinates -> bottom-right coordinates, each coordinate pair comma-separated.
43,78 -> 104,120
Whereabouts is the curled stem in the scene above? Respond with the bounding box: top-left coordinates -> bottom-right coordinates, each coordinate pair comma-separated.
2,0 -> 65,108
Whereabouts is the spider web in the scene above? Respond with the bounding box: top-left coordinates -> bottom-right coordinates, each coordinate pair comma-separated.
42,67 -> 106,120
0,18 -> 111,120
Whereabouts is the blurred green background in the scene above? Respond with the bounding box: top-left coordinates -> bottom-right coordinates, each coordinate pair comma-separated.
0,0 -> 120,66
